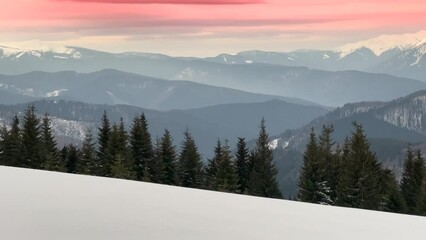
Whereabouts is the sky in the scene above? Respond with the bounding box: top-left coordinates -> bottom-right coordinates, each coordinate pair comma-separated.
1,0 -> 426,56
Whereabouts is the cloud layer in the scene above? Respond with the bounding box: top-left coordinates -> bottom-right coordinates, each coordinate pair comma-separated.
67,0 -> 263,4
1,0 -> 426,56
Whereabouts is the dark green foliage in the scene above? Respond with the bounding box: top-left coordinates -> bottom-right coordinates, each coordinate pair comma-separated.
97,111 -> 111,176
0,115 -> 21,167
318,125 -> 339,204
178,129 -> 204,188
379,169 -> 407,213
298,128 -> 327,203
106,119 -> 131,176
21,105 -> 43,169
130,114 -> 153,181
41,113 -> 64,172
150,138 -> 163,183
78,130 -> 100,175
206,140 -> 238,192
248,118 -> 282,198
400,148 -> 426,214
158,130 -> 177,185
417,181 -> 426,216
65,144 -> 79,174
110,153 -> 135,180
337,123 -> 383,210
235,137 -> 250,194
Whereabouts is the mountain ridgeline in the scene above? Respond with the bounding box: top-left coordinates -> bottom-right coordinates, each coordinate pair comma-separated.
1,44 -> 426,106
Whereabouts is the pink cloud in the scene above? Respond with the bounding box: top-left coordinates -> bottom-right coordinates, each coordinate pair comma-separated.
61,0 -> 264,4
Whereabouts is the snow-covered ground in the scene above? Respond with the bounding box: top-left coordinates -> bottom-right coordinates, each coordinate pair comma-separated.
0,166 -> 424,240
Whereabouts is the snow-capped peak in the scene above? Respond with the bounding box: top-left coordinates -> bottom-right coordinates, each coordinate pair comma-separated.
0,45 -> 82,59
337,30 -> 426,57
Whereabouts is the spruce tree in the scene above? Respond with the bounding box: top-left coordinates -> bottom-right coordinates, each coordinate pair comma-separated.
1,115 -> 22,167
110,153 -> 135,180
21,105 -> 43,169
337,123 -> 382,210
400,148 -> 425,214
211,140 -> 238,193
150,138 -> 164,183
298,128 -> 328,204
380,169 -> 407,213
97,111 -> 111,176
416,181 -> 426,216
106,119 -> 130,176
130,114 -> 153,181
0,124 -> 7,166
78,130 -> 100,175
41,113 -> 63,172
248,118 -> 282,198
65,144 -> 79,174
158,129 -> 177,185
235,137 -> 250,194
318,125 -> 339,204
178,129 -> 204,188
205,140 -> 222,189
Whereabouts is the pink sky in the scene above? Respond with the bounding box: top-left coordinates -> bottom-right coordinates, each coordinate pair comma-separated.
1,0 -> 426,56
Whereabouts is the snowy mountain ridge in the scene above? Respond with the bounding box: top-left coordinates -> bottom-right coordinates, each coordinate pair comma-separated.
0,45 -> 82,60
337,30 -> 426,57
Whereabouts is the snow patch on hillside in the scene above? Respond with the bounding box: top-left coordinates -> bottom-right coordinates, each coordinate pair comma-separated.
45,89 -> 68,97
268,138 -> 280,150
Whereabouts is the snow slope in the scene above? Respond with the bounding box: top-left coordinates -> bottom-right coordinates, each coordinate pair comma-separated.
0,166 -> 424,240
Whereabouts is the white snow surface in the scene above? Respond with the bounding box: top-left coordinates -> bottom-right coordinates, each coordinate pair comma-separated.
0,166 -> 425,240
337,30 -> 426,57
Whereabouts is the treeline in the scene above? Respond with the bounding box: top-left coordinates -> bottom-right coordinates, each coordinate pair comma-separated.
0,106 -> 282,199
298,124 -> 426,216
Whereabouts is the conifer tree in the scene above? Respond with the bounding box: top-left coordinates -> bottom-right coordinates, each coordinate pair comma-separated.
78,130 -> 100,175
65,144 -> 79,174
248,118 -> 282,198
158,129 -> 177,185
205,140 -> 222,189
97,111 -> 111,176
400,148 -> 425,214
318,125 -> 339,204
0,125 -> 7,166
211,140 -> 238,193
150,138 -> 164,183
416,181 -> 426,216
380,169 -> 407,213
337,123 -> 382,210
130,114 -> 153,181
235,137 -> 250,194
41,113 -> 63,172
1,115 -> 21,167
178,129 -> 204,188
106,119 -> 130,176
21,105 -> 43,169
298,128 -> 328,203
110,153 -> 135,180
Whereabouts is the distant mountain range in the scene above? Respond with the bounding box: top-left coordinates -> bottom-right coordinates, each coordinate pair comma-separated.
0,70 -> 313,110
0,99 -> 329,157
1,31 -> 426,106
206,31 -> 426,81
1,63 -> 425,107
